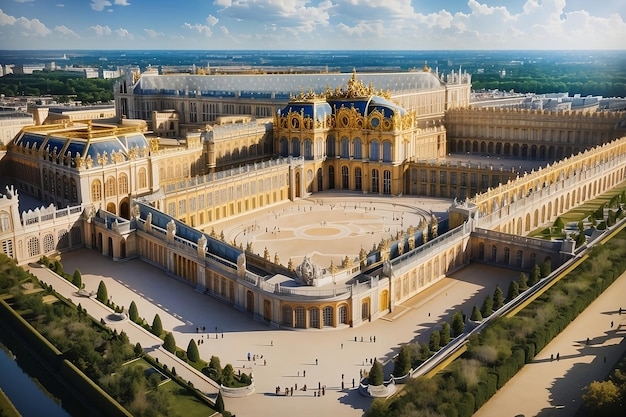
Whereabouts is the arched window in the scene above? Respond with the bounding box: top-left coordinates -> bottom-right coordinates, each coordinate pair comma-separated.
370,140 -> 379,161
91,180 -> 102,201
105,176 -> 116,198
342,166 -> 349,189
295,307 -> 306,328
340,137 -> 349,158
291,138 -> 300,157
138,168 -> 147,189
338,305 -> 347,324
326,135 -> 335,157
353,138 -> 362,159
57,230 -> 69,248
304,139 -> 313,159
70,179 -> 78,203
504,247 -> 510,264
371,169 -> 379,193
43,234 -> 54,253
323,306 -> 333,327
0,211 -> 10,232
63,176 -> 69,199
355,168 -> 362,191
383,170 -> 391,194
118,174 -> 129,195
280,137 -> 288,157
309,308 -> 320,328
382,141 -> 392,162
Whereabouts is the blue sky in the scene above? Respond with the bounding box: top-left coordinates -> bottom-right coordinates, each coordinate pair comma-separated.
0,0 -> 625,50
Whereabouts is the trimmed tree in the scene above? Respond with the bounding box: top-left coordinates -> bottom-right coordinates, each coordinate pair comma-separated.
222,364 -> 235,387
429,331 -> 441,352
215,391 -> 225,413
529,264 -> 541,285
72,269 -> 82,288
393,344 -> 412,377
518,272 -> 529,290
451,311 -> 465,337
540,259 -> 552,278
151,314 -> 163,337
187,339 -> 200,363
480,295 -> 494,318
128,301 -> 139,323
493,285 -> 504,310
470,305 -> 483,321
440,322 -> 451,346
506,281 -> 520,302
208,355 -> 223,384
163,332 -> 176,354
96,280 -> 108,304
368,360 -> 384,386
134,342 -> 143,357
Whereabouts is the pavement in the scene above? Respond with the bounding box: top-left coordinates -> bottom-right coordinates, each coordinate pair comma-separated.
40,249 -> 518,417
473,269 -> 626,417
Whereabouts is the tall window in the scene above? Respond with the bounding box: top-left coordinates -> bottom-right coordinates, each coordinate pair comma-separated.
0,212 -> 10,232
304,139 -> 313,159
323,306 -> 333,327
371,169 -> 379,193
295,307 -> 306,328
91,180 -> 102,201
138,168 -> 147,189
342,166 -> 349,189
105,177 -> 116,198
338,305 -> 347,324
43,234 -> 54,253
27,237 -> 40,258
291,138 -> 300,157
382,141 -> 392,162
118,174 -> 129,195
383,170 -> 391,194
326,135 -> 335,157
280,137 -> 288,157
340,137 -> 349,158
370,140 -> 379,161
355,168 -> 362,190
353,138 -> 362,159
309,308 -> 320,328
282,306 -> 293,326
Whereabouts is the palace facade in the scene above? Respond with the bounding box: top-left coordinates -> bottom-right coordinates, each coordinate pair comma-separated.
1,68 -> 626,330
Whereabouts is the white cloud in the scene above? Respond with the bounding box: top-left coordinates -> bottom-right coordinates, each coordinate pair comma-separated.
14,0 -> 35,3
90,1 -> 112,12
220,26 -> 229,35
183,22 -> 212,37
207,14 -> 219,26
0,9 -> 17,25
0,9 -> 51,36
56,4 -> 65,7
114,0 -> 131,5
55,24 -> 79,37
89,24 -> 112,36
144,28 -> 164,38
115,27 -> 132,38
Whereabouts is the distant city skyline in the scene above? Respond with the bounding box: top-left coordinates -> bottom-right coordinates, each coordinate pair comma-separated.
0,0 -> 625,50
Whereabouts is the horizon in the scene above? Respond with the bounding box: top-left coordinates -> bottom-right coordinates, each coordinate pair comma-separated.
1,1 -> 624,50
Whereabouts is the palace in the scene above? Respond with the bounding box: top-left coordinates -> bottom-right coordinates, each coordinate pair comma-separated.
1,67 -> 625,330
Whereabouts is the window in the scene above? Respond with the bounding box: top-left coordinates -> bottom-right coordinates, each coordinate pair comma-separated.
0,212 -> 10,232
70,179 -> 78,203
43,234 -> 54,253
382,141 -> 392,162
326,135 -> 335,157
1,239 -> 13,258
280,137 -> 288,157
58,230 -> 69,249
371,169 -> 379,193
304,139 -> 313,159
282,306 -> 293,326
291,138 -> 300,157
295,307 -> 306,328
341,137 -> 349,158
338,305 -> 347,324
105,176 -> 116,198
355,168 -> 362,191
309,308 -> 320,328
353,138 -> 362,159
91,180 -> 102,201
118,174 -> 129,195
27,237 -> 40,258
370,140 -> 379,161
342,166 -> 349,189
383,170 -> 391,194
323,306 -> 333,327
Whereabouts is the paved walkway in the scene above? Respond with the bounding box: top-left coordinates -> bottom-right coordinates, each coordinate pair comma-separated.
474,270 -> 626,417
52,249 -> 518,417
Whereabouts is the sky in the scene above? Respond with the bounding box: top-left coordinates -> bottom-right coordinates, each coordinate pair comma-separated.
0,0 -> 625,50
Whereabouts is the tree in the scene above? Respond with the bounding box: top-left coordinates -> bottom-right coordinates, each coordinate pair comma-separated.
451,311 -> 465,337
393,344 -> 412,377
506,281 -> 520,302
72,269 -> 82,288
540,259 -> 552,278
440,322 -> 451,346
470,305 -> 483,321
163,332 -> 176,354
134,342 -> 143,357
582,380 -> 621,417
481,295 -> 494,317
96,280 -> 108,304
151,314 -> 163,337
493,285 -> 504,310
368,359 -> 384,386
208,355 -> 223,383
529,264 -> 541,286
222,364 -> 235,387
215,391 -> 225,413
429,331 -> 441,352
128,301 -> 139,323
187,339 -> 200,362
518,272 -> 529,290
553,217 -> 564,231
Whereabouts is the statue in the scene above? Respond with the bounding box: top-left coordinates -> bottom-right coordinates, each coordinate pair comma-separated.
382,260 -> 393,278
197,235 -> 207,257
145,212 -> 152,231
236,252 -> 246,278
166,219 -> 176,242
296,256 -> 323,286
